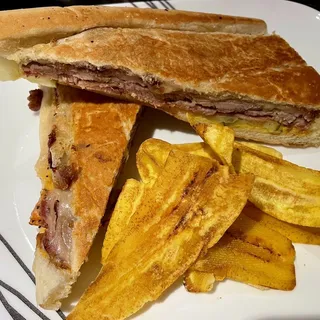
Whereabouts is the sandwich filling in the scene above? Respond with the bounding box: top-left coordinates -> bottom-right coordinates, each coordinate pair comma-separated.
30,88 -> 77,269
23,62 -> 317,131
35,189 -> 74,269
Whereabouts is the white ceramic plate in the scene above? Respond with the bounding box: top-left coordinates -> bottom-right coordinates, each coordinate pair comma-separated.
1,0 -> 320,319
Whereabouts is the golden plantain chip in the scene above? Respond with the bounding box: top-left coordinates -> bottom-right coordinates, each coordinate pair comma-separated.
188,114 -> 234,167
244,202 -> 320,245
136,138 -> 172,184
185,213 -> 296,292
107,150 -> 214,264
237,141 -> 283,159
174,142 -> 216,160
190,232 -> 296,291
136,138 -> 216,185
101,179 -> 144,264
233,143 -> 320,227
194,169 -> 254,250
228,213 -> 295,263
184,271 -> 271,293
184,271 -> 216,293
185,113 -> 282,160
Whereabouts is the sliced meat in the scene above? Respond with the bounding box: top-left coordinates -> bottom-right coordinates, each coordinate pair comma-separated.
27,89 -> 43,111
39,189 -> 75,268
48,126 -> 57,148
52,163 -> 78,190
23,62 -> 317,129
47,126 -> 78,190
30,87 -> 77,268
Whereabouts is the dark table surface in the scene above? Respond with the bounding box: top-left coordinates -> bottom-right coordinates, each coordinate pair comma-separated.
0,0 -> 319,11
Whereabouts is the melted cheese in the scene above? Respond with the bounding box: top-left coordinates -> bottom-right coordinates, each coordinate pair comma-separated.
27,76 -> 57,88
35,87 -> 55,190
190,114 -> 308,136
0,57 -> 21,81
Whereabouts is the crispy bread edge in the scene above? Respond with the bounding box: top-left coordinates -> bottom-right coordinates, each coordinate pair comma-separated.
0,6 -> 266,57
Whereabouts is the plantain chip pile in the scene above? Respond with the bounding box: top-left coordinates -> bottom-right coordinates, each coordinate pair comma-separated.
68,149 -> 253,320
67,119 -> 320,320
137,137 -> 298,294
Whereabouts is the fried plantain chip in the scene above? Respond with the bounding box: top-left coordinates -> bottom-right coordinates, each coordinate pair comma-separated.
101,179 -> 144,264
233,143 -> 320,227
136,138 -> 172,184
174,142 -> 216,160
136,138 -> 216,185
186,113 -> 283,160
228,214 -> 295,263
194,168 -> 254,250
244,202 -> 320,245
185,213 -> 296,292
189,236 -> 296,291
106,150 -> 215,264
184,271 -> 216,293
189,232 -> 296,291
188,114 -> 234,167
237,141 -> 283,159
185,270 -> 270,293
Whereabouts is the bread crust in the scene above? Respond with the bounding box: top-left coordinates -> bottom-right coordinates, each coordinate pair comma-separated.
167,109 -> 320,147
234,122 -> 320,147
64,86 -> 141,272
0,6 -> 266,57
33,234 -> 78,310
13,28 -> 320,110
32,85 -> 141,309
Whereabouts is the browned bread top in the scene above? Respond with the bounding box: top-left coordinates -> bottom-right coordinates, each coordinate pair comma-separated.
0,5 -> 267,56
15,28 -> 320,109
54,85 -> 141,271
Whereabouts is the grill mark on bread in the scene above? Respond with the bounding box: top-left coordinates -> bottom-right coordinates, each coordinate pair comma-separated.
47,112 -> 78,189
94,151 -> 111,163
53,164 -> 78,190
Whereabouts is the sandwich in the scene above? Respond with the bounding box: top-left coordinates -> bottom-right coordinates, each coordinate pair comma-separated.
8,27 -> 320,147
0,5 -> 266,80
2,6 -> 268,310
28,84 -> 141,309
